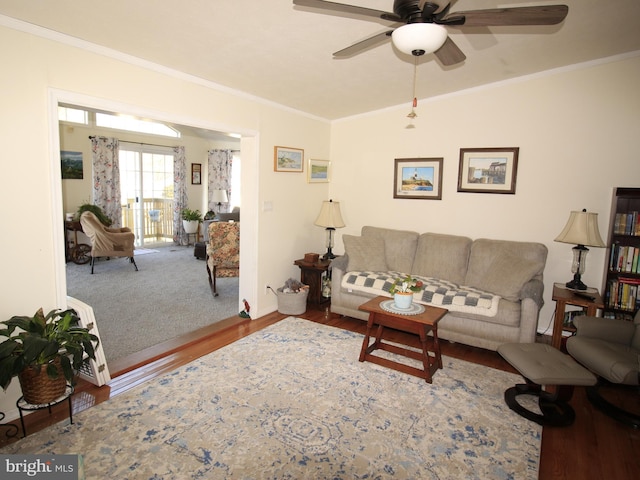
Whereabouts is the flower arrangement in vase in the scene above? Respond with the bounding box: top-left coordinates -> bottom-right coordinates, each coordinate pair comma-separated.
388,274 -> 424,309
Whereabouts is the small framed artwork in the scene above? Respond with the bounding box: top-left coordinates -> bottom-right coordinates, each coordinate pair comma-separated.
191,163 -> 201,185
60,150 -> 83,179
274,146 -> 304,172
308,159 -> 330,183
457,147 -> 519,194
393,158 -> 443,200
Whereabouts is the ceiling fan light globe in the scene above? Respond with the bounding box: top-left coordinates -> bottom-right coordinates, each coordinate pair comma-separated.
391,23 -> 448,56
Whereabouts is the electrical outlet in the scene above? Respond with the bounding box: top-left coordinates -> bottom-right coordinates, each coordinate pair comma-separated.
265,284 -> 271,294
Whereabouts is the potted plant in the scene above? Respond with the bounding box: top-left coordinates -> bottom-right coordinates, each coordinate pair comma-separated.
181,208 -> 202,234
0,308 -> 99,404
76,203 -> 112,226
388,274 -> 424,309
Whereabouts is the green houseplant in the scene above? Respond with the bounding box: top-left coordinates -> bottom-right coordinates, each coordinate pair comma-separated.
181,208 -> 202,235
388,274 -> 425,309
0,308 -> 99,404
76,203 -> 112,226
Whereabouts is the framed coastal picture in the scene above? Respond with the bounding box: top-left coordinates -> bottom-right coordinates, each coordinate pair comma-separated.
457,147 -> 519,194
308,159 -> 330,183
393,158 -> 443,200
274,146 -> 304,172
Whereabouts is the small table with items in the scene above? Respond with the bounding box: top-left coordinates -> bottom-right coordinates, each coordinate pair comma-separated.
551,283 -> 604,350
358,296 -> 448,383
294,258 -> 332,304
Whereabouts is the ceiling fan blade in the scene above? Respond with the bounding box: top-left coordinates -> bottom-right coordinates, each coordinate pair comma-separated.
445,5 -> 568,27
434,37 -> 466,66
333,30 -> 394,58
293,0 -> 401,22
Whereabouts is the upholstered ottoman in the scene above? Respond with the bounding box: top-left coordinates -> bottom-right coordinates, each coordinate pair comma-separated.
498,343 -> 596,426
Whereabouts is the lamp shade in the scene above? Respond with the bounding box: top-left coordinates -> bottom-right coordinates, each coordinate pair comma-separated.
211,189 -> 229,204
314,200 -> 345,229
554,210 -> 605,247
391,23 -> 448,56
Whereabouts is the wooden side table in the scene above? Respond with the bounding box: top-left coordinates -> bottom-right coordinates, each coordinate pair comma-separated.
551,283 -> 604,349
294,258 -> 331,304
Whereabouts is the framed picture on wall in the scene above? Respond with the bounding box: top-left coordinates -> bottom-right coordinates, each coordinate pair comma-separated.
274,146 -> 304,172
393,158 -> 443,200
308,159 -> 330,183
191,163 -> 201,185
457,147 -> 519,194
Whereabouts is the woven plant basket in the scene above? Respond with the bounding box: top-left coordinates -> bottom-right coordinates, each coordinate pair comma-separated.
18,357 -> 67,405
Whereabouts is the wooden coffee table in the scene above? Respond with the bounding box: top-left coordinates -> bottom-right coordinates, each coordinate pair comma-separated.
358,296 -> 448,383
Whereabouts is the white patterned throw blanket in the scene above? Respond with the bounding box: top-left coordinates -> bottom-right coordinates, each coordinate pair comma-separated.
342,271 -> 500,317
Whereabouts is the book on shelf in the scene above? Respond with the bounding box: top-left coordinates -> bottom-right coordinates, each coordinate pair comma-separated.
614,211 -> 640,236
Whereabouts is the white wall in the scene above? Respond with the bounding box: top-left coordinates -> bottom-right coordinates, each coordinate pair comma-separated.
329,54 -> 640,333
0,22 -> 330,415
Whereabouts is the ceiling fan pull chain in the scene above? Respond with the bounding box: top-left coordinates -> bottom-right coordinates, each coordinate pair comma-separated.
407,55 -> 419,120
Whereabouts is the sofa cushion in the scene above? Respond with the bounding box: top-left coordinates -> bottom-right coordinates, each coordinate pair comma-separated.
465,239 -> 548,302
361,226 -> 419,273
343,235 -> 388,272
411,233 -> 472,285
478,254 -> 543,302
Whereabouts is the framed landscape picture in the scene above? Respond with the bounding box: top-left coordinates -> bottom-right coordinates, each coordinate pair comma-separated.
60,150 -> 83,179
274,146 -> 304,172
393,158 -> 443,200
308,159 -> 330,183
457,147 -> 519,194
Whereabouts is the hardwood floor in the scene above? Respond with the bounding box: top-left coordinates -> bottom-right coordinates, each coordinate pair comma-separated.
1,305 -> 638,479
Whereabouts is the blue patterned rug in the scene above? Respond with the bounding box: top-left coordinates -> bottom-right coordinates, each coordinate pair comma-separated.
0,318 -> 540,479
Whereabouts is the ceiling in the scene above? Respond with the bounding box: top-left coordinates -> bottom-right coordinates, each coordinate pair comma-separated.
1,0 -> 639,120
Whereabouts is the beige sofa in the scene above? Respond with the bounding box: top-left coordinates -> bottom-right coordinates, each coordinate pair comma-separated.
331,226 -> 548,351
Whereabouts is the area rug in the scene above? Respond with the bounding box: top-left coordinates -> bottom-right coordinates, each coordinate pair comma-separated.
0,318 -> 541,479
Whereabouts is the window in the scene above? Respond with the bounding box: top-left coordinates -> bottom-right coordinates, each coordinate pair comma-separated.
96,113 -> 180,138
58,106 -> 88,124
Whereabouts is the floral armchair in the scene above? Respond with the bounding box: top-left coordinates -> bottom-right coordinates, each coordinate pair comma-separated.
206,221 -> 239,296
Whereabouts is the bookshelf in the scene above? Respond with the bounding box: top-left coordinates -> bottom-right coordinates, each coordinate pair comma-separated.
603,188 -> 640,320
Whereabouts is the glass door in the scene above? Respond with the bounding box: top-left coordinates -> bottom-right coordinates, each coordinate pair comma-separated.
119,145 -> 174,247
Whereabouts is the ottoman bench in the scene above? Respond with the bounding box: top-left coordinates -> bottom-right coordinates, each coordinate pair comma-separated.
498,343 -> 597,427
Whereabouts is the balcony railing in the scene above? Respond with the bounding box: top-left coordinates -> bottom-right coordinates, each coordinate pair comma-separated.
121,198 -> 174,244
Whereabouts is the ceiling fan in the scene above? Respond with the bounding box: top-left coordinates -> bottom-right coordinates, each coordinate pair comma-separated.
293,0 -> 569,65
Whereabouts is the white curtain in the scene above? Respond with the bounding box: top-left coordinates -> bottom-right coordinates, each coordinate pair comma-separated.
207,149 -> 233,213
173,146 -> 188,245
90,136 -> 121,227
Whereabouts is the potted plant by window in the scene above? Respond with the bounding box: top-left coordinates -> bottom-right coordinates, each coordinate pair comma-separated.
388,274 -> 424,309
181,208 -> 202,234
0,308 -> 99,404
76,203 -> 112,226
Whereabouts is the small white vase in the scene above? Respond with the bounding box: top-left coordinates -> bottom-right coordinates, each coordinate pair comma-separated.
393,292 -> 413,309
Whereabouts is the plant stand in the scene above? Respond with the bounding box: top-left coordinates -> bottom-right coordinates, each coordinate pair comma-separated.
16,385 -> 74,437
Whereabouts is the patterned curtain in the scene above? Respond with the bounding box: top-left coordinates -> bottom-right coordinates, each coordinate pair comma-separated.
208,149 -> 232,213
173,146 -> 188,245
90,136 -> 122,228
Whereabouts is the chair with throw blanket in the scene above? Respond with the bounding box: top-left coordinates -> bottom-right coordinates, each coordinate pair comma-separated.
206,221 -> 239,296
80,211 -> 138,274
566,311 -> 640,428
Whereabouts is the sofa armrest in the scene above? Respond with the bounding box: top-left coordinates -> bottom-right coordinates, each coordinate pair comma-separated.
521,278 -> 544,309
331,254 -> 349,272
573,316 -> 636,345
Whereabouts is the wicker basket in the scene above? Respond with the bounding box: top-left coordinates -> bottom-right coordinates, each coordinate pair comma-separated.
18,358 -> 67,405
276,287 -> 309,315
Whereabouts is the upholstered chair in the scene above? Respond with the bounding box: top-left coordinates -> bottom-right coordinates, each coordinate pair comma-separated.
566,310 -> 640,427
206,221 -> 239,296
80,211 -> 138,274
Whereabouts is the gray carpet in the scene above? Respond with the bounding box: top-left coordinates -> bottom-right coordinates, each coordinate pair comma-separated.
65,246 -> 239,363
